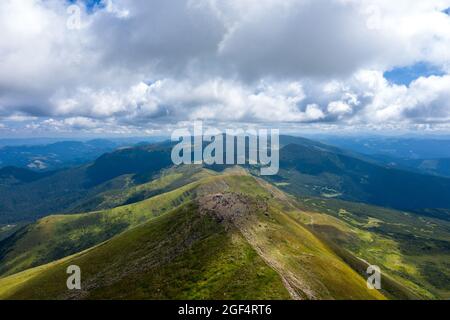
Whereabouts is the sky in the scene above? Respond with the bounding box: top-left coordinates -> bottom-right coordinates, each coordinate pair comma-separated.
0,0 -> 450,137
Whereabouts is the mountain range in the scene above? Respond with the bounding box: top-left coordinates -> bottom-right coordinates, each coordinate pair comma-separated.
0,137 -> 166,171
320,136 -> 450,178
0,136 -> 449,299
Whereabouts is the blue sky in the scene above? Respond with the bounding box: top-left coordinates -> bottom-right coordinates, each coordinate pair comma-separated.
384,62 -> 446,86
68,0 -> 104,12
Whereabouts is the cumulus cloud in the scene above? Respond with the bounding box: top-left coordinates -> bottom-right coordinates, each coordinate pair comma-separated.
0,0 -> 449,135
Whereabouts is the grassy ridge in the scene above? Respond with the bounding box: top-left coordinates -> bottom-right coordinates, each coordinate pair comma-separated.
0,167 -> 217,277
0,172 -> 384,300
218,176 -> 384,299
69,165 -> 217,213
0,169 -> 446,299
0,203 -> 291,300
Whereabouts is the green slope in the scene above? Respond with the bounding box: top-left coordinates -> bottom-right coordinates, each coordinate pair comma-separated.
290,196 -> 450,299
0,167 -> 217,277
0,171 -> 384,300
3,167 -> 447,300
70,165 -> 217,213
0,203 -> 291,300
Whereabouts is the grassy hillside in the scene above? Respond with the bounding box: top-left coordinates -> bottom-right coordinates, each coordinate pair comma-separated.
0,203 -> 293,300
1,166 -> 448,300
0,166 -> 217,277
0,170 -> 384,300
290,196 -> 450,299
69,165 -> 216,213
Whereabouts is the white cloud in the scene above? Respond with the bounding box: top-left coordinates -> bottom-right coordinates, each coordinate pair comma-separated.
0,0 -> 449,135
328,101 -> 353,116
351,71 -> 450,124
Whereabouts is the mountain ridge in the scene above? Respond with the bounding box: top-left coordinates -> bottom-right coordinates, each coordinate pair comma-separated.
0,170 -> 387,300
2,135 -> 450,224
